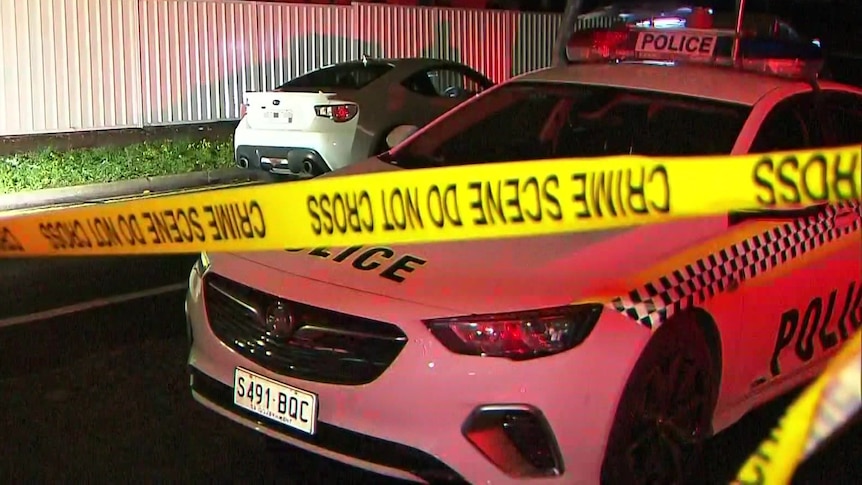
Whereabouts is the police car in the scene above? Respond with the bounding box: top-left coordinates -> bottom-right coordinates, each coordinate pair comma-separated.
185,15 -> 862,485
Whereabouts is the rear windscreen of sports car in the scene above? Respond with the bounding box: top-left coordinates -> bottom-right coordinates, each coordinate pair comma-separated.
277,63 -> 393,91
388,82 -> 753,168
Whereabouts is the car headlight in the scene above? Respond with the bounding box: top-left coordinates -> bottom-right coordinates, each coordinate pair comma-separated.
423,304 -> 603,360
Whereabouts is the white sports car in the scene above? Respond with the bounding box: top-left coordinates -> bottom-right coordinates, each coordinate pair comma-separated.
234,58 -> 493,178
186,22 -> 862,484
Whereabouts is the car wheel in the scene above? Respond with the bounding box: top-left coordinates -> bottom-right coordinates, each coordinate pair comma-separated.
600,313 -> 717,485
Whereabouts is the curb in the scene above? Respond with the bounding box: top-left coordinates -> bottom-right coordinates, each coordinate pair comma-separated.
0,167 -> 275,212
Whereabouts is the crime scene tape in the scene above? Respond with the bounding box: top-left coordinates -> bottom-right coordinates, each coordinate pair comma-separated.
732,329 -> 861,485
0,144 -> 860,257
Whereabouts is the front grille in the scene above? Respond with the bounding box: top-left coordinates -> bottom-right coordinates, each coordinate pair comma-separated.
190,368 -> 468,484
203,273 -> 407,385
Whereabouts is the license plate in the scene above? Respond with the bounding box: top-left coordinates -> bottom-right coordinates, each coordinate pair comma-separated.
233,367 -> 318,435
635,31 -> 718,59
264,110 -> 293,122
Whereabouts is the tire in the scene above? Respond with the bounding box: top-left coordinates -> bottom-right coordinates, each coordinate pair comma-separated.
600,313 -> 718,485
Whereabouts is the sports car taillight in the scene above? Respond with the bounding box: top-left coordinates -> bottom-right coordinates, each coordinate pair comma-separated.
424,304 -> 602,360
315,103 -> 358,123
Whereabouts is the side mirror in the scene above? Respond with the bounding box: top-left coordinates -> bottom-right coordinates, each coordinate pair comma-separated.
386,125 -> 419,149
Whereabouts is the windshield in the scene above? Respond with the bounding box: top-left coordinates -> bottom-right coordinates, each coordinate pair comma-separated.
386,82 -> 752,169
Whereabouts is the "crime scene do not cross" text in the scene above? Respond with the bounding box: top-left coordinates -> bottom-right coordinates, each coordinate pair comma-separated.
36,201 -> 267,251
305,166 -> 671,236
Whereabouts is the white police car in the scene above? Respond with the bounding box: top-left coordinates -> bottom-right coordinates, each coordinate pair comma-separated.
185,15 -> 862,484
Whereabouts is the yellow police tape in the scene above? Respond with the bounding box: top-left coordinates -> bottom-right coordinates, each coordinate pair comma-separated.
0,145 -> 860,256
733,329 -> 861,485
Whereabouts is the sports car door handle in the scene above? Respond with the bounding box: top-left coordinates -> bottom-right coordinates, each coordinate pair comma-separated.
727,203 -> 830,226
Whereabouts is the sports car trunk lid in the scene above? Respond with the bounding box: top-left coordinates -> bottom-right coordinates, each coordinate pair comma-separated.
242,90 -> 358,131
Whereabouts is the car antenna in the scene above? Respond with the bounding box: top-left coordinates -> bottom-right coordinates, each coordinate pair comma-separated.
554,0 -> 586,67
731,0 -> 746,66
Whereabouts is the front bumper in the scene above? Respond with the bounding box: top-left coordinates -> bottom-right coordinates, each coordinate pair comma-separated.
189,367 -> 465,483
185,261 -> 648,484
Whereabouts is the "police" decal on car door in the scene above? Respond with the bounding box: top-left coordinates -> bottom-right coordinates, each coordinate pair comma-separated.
769,281 -> 862,377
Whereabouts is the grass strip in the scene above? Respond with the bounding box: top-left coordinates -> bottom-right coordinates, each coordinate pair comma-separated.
0,138 -> 235,193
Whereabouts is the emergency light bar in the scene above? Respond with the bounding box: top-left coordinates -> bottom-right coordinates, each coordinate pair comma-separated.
566,25 -> 824,79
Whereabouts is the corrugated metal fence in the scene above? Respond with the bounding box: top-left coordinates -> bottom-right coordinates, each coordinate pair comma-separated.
0,1 -> 614,137
0,0 -> 143,136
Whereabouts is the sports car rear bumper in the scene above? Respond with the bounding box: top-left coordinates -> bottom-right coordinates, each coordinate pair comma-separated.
234,144 -> 331,175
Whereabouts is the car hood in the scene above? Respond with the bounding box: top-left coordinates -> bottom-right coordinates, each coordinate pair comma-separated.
214,157 -> 724,315
223,228 -> 642,315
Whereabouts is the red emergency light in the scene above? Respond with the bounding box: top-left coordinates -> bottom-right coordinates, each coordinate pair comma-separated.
565,24 -> 824,80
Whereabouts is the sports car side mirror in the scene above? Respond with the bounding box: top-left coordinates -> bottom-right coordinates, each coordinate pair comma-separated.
386,125 -> 419,149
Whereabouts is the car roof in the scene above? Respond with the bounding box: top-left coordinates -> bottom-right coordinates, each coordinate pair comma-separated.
329,57 -> 470,70
513,63 -> 809,106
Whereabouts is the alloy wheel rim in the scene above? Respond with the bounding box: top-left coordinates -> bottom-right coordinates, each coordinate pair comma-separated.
624,352 -> 711,484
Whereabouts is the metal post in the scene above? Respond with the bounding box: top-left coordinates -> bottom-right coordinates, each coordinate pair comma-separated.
552,0 -> 585,67
731,0 -> 747,64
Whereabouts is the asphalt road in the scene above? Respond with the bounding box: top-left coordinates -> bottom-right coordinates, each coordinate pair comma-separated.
0,262 -> 859,484
0,291 -> 400,484
0,255 -> 196,321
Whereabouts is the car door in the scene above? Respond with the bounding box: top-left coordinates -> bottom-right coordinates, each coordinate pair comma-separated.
730,90 -> 861,401
401,66 -> 492,125
453,65 -> 495,95
807,88 -> 862,358
430,65 -> 492,101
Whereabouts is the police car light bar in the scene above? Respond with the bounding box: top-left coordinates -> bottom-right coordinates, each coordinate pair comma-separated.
565,26 -> 824,80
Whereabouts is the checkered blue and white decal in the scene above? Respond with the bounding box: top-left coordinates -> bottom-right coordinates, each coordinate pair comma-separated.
611,201 -> 862,330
